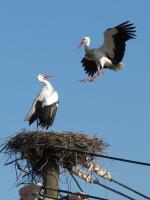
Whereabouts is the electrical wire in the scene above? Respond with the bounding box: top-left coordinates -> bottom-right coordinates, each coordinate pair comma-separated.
53,146 -> 150,167
70,172 -> 84,192
70,171 -> 139,200
94,179 -> 136,200
44,187 -> 109,200
112,179 -> 150,199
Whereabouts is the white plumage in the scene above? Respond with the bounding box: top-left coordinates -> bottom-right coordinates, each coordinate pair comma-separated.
25,74 -> 59,130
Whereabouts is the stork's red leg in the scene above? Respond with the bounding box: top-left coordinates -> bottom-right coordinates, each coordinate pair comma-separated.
98,66 -> 101,76
102,67 -> 104,76
80,67 -> 101,83
89,66 -> 101,81
80,77 -> 93,83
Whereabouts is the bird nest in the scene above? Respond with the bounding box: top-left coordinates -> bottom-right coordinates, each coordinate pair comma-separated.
0,130 -> 107,184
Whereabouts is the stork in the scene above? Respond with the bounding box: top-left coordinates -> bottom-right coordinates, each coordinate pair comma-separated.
78,21 -> 136,82
25,74 -> 59,130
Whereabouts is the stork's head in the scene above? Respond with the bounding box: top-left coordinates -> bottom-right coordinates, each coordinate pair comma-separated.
37,74 -> 53,82
78,36 -> 91,48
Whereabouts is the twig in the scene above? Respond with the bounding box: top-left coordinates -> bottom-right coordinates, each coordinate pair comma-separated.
5,157 -> 22,166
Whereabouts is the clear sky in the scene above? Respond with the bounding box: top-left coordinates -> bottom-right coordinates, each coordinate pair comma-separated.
0,0 -> 150,199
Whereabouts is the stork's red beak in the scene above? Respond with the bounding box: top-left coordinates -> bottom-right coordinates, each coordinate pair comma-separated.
43,74 -> 53,78
77,40 -> 84,49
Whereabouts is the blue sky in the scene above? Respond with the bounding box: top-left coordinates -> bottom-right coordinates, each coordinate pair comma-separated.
0,0 -> 150,199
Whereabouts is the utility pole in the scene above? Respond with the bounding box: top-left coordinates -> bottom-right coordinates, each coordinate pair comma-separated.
43,161 -> 59,199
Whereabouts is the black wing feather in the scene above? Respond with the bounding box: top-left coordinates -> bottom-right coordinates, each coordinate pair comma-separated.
107,21 -> 136,64
39,102 -> 58,130
29,101 -> 42,125
81,57 -> 98,77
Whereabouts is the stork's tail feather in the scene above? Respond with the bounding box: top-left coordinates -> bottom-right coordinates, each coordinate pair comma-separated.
111,63 -> 125,71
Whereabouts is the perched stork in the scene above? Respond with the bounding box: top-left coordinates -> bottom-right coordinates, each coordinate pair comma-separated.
25,74 -> 59,130
78,21 -> 136,82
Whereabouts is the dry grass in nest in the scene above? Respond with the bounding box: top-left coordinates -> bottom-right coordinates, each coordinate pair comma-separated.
0,130 -> 107,184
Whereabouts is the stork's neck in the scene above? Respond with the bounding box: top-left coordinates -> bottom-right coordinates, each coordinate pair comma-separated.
85,44 -> 90,54
85,40 -> 90,46
41,79 -> 54,91
85,38 -> 90,49
85,45 -> 90,50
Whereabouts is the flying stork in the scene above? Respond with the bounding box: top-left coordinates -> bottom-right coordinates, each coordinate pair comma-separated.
78,21 -> 136,82
25,74 -> 59,130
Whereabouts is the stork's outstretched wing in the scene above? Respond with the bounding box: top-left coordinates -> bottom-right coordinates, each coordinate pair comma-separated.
100,21 -> 136,65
